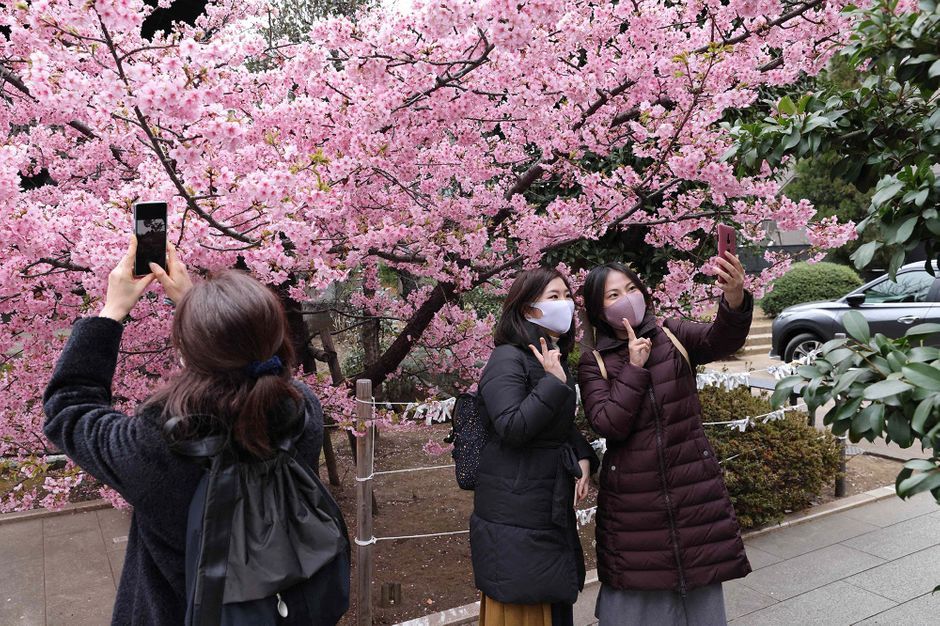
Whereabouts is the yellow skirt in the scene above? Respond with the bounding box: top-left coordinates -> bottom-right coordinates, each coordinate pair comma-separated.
479,595 -> 553,626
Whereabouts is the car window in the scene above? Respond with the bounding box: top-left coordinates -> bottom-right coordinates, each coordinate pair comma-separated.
863,271 -> 935,304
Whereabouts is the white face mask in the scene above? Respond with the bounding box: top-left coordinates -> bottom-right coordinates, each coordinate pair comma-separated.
525,300 -> 575,335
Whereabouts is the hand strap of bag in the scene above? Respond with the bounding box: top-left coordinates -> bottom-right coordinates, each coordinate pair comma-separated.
592,326 -> 691,382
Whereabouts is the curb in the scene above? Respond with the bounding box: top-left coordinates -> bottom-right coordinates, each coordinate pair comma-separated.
395,484 -> 899,626
740,484 -> 897,540
0,498 -> 111,527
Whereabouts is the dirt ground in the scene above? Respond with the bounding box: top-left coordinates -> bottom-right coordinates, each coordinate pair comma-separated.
324,424 -> 598,625
321,426 -> 904,625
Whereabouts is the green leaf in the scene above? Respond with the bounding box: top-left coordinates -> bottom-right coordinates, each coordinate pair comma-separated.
906,323 -> 940,338
771,376 -> 803,408
930,58 -> 940,79
887,412 -> 915,447
864,378 -> 914,399
872,181 -> 904,207
894,217 -> 918,243
778,96 -> 797,115
903,458 -> 938,472
843,311 -> 871,343
898,467 -> 940,498
912,398 -> 936,434
903,364 -> 940,392
851,241 -> 880,269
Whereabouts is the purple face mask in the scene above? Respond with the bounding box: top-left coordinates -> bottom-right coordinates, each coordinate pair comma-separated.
603,291 -> 646,329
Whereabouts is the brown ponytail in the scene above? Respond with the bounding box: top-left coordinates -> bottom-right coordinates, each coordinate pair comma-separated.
147,270 -> 301,458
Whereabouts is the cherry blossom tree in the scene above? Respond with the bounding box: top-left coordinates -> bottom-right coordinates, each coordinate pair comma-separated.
1,0 -> 856,511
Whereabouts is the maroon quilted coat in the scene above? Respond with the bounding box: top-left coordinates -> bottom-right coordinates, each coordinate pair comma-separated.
578,294 -> 754,594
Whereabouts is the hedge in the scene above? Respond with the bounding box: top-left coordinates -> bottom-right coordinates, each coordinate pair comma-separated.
760,262 -> 863,317
701,385 -> 842,529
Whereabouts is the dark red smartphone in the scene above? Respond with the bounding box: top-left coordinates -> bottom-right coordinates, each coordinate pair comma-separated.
133,201 -> 167,277
717,224 -> 736,260
717,224 -> 737,284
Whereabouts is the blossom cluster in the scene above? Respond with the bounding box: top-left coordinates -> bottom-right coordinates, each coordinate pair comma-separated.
0,0 -> 858,510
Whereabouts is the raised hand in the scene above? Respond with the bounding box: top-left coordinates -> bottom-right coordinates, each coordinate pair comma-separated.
625,320 -> 652,368
715,251 -> 746,310
149,244 -> 193,305
99,236 -> 155,322
528,337 -> 567,383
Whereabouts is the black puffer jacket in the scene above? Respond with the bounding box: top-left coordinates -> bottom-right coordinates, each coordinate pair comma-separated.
470,333 -> 598,605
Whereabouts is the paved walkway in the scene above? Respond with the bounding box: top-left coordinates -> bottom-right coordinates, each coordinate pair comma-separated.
3,492 -> 940,625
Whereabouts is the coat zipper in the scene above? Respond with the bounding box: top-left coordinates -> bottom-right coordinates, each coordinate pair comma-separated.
648,387 -> 688,597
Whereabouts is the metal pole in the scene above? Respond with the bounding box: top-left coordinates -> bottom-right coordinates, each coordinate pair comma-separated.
356,379 -> 374,626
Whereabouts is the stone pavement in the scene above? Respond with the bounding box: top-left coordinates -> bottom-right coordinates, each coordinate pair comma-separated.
5,492 -> 940,625
0,506 -> 130,626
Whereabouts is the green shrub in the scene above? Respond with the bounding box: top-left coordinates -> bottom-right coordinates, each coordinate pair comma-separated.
700,385 -> 842,529
760,262 -> 863,317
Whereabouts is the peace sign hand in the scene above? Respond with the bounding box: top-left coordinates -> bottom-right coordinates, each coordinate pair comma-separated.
528,337 -> 567,383
625,320 -> 652,368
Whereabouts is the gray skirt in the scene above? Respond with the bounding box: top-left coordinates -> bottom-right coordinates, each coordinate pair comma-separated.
595,583 -> 727,626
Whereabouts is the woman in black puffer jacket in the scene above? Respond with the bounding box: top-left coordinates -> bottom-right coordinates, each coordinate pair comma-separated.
470,267 -> 599,626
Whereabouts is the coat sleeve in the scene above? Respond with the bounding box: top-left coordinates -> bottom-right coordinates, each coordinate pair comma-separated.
293,381 -> 325,471
478,345 -> 573,447
577,349 -> 651,443
665,291 -> 754,367
568,424 -> 600,474
42,317 -> 169,508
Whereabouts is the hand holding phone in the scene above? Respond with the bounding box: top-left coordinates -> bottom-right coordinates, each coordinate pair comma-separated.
133,201 -> 167,277
717,224 -> 736,264
99,237 -> 156,321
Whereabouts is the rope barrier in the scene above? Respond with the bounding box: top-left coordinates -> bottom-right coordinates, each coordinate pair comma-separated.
355,529 -> 471,545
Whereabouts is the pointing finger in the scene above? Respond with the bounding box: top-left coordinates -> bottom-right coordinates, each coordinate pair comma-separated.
624,321 -> 637,341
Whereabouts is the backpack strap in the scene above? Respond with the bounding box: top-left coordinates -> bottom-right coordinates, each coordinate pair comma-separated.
662,326 -> 692,372
591,350 -> 609,381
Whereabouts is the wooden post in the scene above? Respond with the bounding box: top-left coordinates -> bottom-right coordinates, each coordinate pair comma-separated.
356,379 -> 374,626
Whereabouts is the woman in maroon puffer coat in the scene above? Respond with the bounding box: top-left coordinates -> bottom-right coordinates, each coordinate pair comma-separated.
578,252 -> 753,626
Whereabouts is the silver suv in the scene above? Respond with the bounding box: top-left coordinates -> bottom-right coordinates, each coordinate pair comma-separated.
770,261 -> 940,362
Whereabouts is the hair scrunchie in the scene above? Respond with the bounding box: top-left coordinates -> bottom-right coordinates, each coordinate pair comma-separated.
246,355 -> 283,379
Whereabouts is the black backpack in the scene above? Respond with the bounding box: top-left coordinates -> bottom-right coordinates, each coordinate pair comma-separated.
449,392 -> 487,490
449,355 -> 531,490
169,414 -> 350,626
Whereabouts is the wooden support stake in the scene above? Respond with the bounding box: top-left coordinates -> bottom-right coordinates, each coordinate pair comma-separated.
356,379 -> 374,626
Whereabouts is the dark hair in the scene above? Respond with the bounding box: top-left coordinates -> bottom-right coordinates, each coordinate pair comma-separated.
494,267 -> 576,354
582,263 -> 654,339
147,270 -> 301,458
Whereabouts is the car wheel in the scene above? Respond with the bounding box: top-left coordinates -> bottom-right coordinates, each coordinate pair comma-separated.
784,333 -> 822,362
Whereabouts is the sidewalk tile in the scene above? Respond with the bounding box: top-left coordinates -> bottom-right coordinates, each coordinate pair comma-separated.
42,510 -> 100,537
842,512 -> 940,560
846,545 -> 940,603
96,508 -> 131,544
0,521 -> 45,626
43,525 -> 114,597
724,580 -> 777,620
745,515 -> 879,559
573,583 -> 599,626
107,548 -> 127,586
842,492 -> 938,528
743,546 -> 782,570
728,581 -> 895,626
741,544 -> 884,601
855,590 -> 940,625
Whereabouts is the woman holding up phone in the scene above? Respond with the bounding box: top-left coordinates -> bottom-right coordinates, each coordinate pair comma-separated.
578,251 -> 752,626
42,238 -> 335,625
470,268 -> 599,626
